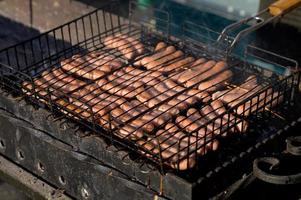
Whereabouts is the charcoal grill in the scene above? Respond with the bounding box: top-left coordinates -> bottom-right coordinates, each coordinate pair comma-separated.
0,0 -> 301,199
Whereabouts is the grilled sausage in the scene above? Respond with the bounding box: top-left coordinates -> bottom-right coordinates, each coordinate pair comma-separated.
133,42 -> 167,66
186,61 -> 228,87
96,78 -> 137,98
103,35 -> 136,60
154,81 -> 197,105
163,123 -> 217,150
110,106 -> 154,132
212,75 -> 259,102
198,69 -> 233,92
141,46 -> 176,67
211,100 -> 248,133
186,108 -> 223,136
172,59 -> 215,84
61,57 -> 105,80
236,89 -> 283,116
146,50 -> 184,71
117,125 -> 144,139
154,42 -> 167,52
160,57 -> 195,73
138,127 -> 219,170
163,79 -> 211,102
122,66 -> 162,85
115,33 -> 145,55
146,87 -> 188,110
39,70 -> 85,92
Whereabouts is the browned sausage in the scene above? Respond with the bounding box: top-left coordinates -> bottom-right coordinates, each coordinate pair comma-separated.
172,60 -> 215,84
113,69 -> 159,87
163,79 -> 211,102
138,127 -> 219,170
116,33 -> 145,55
83,51 -> 123,72
212,75 -> 259,102
186,108 -> 222,136
211,100 -> 248,133
141,46 -> 176,67
103,36 -> 136,60
117,125 -> 144,139
236,89 -> 283,116
197,105 -> 233,135
186,61 -> 228,87
160,57 -> 195,73
146,87 -> 188,110
164,123 -> 219,151
198,69 -> 233,92
146,50 -> 184,71
133,42 -> 167,66
107,74 -> 144,92
154,81 -> 197,105
154,42 -> 167,52
96,78 -> 137,98
110,106 -> 154,133
39,70 -> 85,92
61,57 -> 105,80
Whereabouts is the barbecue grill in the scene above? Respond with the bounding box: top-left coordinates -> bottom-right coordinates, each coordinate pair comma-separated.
0,0 -> 301,199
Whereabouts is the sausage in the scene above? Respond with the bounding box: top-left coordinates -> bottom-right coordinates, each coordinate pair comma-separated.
211,100 -> 248,133
96,78 -> 137,98
154,42 -> 167,52
141,46 -> 176,67
119,100 -> 167,126
163,79 -> 211,102
198,69 -> 233,92
39,70 -> 85,92
186,108 -> 222,136
103,35 -> 136,60
160,57 -> 195,73
146,50 -> 184,71
145,87 -> 188,110
138,127 -> 219,170
164,123 -> 219,151
172,60 -> 215,84
133,42 -> 167,66
170,58 -> 207,81
22,81 -> 52,99
212,75 -> 259,102
115,33 -> 145,55
123,66 -> 162,85
107,74 -> 144,91
197,105 -> 233,135
236,89 -> 283,116
61,57 -> 105,80
138,130 -> 199,170
154,81 -> 197,105
82,52 -> 118,72
117,125 -> 144,139
56,99 -> 92,119
110,106 -> 154,132
186,61 -> 228,87
136,89 -> 180,115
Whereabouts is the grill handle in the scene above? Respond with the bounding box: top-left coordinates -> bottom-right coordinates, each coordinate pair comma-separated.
217,0 -> 301,55
269,0 -> 301,16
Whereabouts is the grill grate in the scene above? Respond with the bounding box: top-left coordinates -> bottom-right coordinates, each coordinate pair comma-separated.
0,2 -> 299,172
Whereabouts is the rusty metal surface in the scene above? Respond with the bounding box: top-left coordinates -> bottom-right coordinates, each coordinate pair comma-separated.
0,154 -> 72,200
0,101 -> 169,199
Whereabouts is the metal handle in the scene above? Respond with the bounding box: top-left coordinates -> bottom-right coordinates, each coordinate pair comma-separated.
217,0 -> 301,56
269,0 -> 301,16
